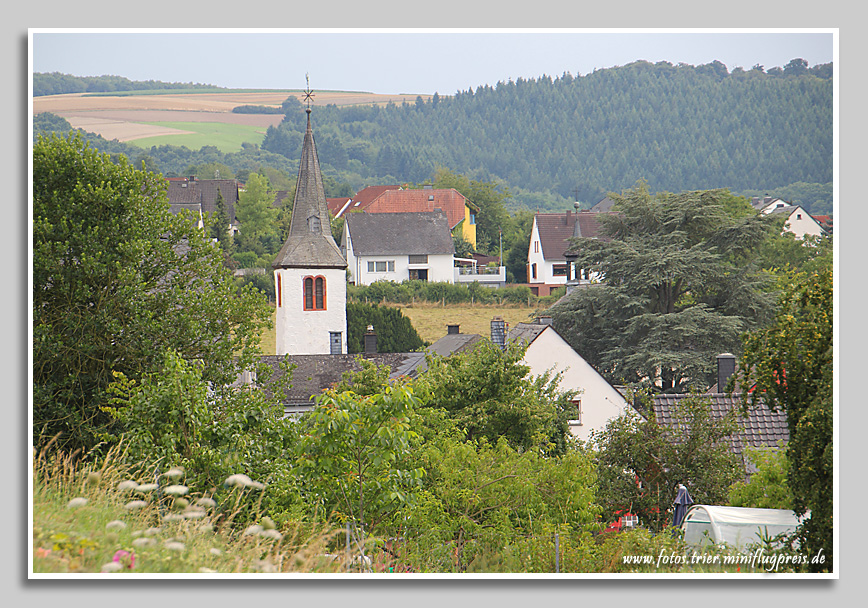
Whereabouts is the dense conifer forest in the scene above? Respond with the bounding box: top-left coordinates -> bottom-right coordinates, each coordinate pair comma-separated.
33,58 -> 833,215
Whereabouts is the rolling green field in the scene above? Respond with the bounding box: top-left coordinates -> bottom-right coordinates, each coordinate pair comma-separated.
127,121 -> 268,152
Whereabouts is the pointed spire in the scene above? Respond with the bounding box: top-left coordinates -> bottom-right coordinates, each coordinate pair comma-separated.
272,101 -> 346,269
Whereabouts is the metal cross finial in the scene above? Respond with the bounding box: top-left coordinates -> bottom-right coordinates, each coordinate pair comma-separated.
303,73 -> 315,114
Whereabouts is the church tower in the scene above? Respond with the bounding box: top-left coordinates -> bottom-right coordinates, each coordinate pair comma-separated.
272,96 -> 348,355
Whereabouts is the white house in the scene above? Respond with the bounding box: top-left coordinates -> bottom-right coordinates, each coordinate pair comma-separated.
527,209 -> 609,295
508,319 -> 640,442
751,197 -> 827,240
766,204 -> 826,240
342,211 -> 455,285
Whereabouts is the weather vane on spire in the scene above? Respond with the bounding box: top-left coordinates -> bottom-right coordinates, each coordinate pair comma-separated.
303,73 -> 315,114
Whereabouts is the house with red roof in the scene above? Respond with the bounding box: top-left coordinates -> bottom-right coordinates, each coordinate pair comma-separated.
527,208 -> 612,295
337,185 -> 478,248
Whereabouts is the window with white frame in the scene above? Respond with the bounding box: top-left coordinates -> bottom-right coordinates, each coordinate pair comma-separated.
408,254 -> 428,264
569,398 -> 582,425
367,260 -> 395,272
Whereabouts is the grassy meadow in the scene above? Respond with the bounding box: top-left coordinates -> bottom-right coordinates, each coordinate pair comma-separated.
128,121 -> 269,153
31,444 -> 347,574
256,302 -> 544,355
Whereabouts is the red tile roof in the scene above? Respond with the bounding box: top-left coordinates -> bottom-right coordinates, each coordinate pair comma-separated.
362,188 -> 472,230
327,197 -> 352,217
535,211 -> 611,260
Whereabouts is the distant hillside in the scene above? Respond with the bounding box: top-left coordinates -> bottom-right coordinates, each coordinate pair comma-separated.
33,60 -> 834,216
260,59 -> 832,212
32,72 -> 225,97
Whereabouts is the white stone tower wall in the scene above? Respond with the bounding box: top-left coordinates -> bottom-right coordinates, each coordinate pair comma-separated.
274,266 -> 347,355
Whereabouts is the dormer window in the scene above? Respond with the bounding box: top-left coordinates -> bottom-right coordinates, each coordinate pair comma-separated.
308,215 -> 321,233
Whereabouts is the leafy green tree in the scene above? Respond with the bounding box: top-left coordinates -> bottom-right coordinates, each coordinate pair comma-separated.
209,188 -> 231,250
550,182 -> 777,391
591,394 -> 742,531
234,172 -> 278,252
431,168 -> 511,254
738,269 -> 832,571
32,132 -> 271,453
728,444 -> 793,510
415,340 -> 572,455
292,384 -> 425,541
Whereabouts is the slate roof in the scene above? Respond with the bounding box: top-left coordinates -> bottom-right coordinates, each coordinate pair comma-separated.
272,112 -> 346,270
508,323 -> 547,346
535,211 -> 612,261
345,211 -> 455,256
590,197 -> 617,212
426,332 -> 483,358
253,353 -> 427,414
651,392 -> 789,475
166,179 -> 239,224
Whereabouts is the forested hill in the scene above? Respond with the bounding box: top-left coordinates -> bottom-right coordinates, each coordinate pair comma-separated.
262,59 -> 832,212
33,72 -> 225,96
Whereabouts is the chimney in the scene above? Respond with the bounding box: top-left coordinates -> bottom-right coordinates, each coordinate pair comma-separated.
447,324 -> 460,335
364,325 -> 378,354
716,353 -> 737,393
535,316 -> 553,326
491,316 -> 506,350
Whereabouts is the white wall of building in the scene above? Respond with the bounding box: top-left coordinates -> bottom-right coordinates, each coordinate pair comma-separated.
274,266 -> 347,355
344,223 -> 454,285
521,327 -> 635,442
527,220 -> 563,284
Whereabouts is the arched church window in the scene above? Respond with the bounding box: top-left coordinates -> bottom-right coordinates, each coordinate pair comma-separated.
303,275 -> 327,311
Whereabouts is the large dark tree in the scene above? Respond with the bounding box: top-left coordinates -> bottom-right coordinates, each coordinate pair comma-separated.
550,182 -> 777,392
33,133 -> 271,453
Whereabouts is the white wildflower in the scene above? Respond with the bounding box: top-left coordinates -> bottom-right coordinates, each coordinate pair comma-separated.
117,480 -> 139,492
195,497 -> 217,509
105,520 -> 126,531
66,497 -> 88,509
242,525 -> 263,536
124,500 -> 149,511
183,508 -> 206,519
101,561 -> 122,572
135,483 -> 158,493
163,484 -> 188,496
198,523 -> 215,533
162,513 -> 184,522
163,467 -> 185,479
209,548 -> 223,557
224,474 -> 265,489
144,527 -> 162,537
199,567 -> 218,573
163,540 -> 185,552
132,537 -> 156,548
259,529 -> 283,542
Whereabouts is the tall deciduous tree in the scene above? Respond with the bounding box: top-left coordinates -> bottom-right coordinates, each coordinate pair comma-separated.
234,172 -> 278,251
32,133 -> 271,453
415,340 -> 573,455
550,182 -> 777,391
738,268 -> 832,572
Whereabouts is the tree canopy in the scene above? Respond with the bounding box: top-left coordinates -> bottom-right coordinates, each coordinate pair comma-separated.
32,132 -> 272,453
549,183 -> 777,392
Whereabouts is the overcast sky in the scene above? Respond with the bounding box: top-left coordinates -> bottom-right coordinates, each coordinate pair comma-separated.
30,29 -> 835,95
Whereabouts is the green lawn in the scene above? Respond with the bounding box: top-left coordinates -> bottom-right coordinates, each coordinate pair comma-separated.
128,122 -> 268,153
